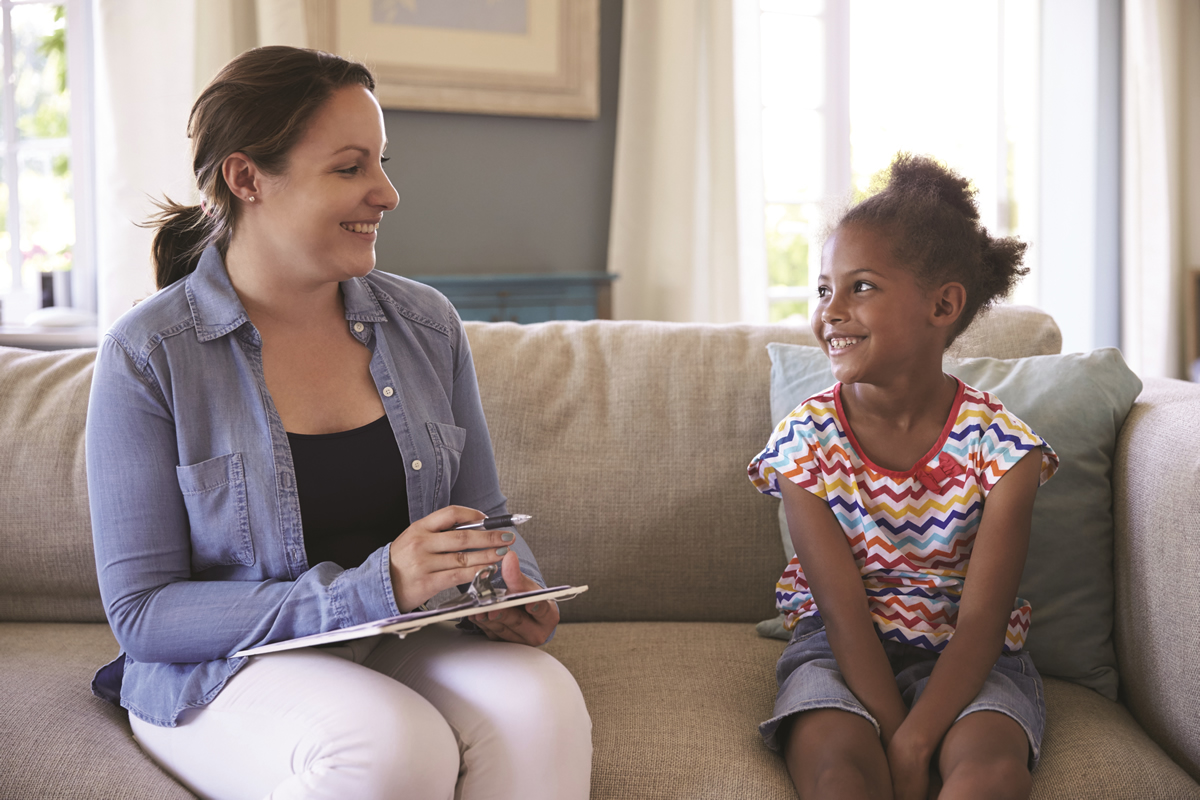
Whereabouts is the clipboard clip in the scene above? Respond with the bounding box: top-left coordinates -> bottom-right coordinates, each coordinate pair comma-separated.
433,564 -> 508,610
466,564 -> 508,606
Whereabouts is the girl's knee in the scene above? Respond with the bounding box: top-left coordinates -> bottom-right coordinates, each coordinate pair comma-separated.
785,710 -> 891,800
941,756 -> 1031,799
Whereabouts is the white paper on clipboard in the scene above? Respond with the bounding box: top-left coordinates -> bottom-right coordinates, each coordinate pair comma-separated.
234,584 -> 588,658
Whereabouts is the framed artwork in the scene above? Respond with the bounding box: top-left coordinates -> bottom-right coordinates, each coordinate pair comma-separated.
306,0 -> 600,119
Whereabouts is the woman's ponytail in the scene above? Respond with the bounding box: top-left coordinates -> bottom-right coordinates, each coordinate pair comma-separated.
146,200 -> 212,290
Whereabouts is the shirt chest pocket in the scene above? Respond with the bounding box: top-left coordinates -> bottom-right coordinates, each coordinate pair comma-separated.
426,422 -> 467,507
176,452 -> 255,572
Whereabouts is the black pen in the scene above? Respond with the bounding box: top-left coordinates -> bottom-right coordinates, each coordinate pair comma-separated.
450,513 -> 532,531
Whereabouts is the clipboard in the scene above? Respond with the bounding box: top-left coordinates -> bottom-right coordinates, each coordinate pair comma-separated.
234,566 -> 588,657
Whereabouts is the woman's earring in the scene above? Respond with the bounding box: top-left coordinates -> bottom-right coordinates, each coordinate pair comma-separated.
247,196 -> 256,203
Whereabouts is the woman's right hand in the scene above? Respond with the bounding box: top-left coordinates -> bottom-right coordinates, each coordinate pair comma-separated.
388,506 -> 515,612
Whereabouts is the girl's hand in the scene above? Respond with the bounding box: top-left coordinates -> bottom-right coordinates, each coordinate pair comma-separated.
468,549 -> 559,646
886,733 -> 935,800
388,506 -> 515,612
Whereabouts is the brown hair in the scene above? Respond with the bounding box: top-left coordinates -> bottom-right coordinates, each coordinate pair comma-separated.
836,153 -> 1029,346
146,46 -> 375,290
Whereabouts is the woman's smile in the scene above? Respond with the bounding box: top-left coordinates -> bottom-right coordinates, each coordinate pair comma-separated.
340,221 -> 380,236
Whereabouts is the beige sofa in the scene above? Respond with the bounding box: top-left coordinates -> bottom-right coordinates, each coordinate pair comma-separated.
2,306 -> 1198,799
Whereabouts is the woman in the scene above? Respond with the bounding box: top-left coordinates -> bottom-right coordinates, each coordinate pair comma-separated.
86,46 -> 591,800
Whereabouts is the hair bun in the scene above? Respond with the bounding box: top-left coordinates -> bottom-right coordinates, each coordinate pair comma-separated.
888,153 -> 979,223
835,151 -> 1028,347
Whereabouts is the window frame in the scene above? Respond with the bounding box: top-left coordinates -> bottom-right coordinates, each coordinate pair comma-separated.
757,0 -> 1040,322
0,0 -> 95,325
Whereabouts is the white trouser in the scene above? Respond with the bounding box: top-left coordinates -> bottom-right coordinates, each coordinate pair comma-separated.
130,624 -> 592,800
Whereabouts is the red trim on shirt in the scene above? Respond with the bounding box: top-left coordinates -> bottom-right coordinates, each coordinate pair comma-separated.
832,378 -> 966,480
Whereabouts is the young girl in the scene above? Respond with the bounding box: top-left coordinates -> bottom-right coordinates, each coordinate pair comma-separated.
748,154 -> 1057,800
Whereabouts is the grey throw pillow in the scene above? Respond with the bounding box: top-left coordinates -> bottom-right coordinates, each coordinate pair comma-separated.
759,344 -> 1142,701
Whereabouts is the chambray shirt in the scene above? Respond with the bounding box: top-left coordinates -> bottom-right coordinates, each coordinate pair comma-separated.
86,247 -> 544,727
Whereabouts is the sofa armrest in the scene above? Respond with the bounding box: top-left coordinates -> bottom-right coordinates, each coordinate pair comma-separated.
1113,377 -> 1200,781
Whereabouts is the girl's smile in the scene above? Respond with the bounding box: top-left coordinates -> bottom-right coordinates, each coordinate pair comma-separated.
811,225 -> 951,388
827,336 -> 864,353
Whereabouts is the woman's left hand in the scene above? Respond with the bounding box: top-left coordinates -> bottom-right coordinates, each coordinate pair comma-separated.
469,549 -> 559,646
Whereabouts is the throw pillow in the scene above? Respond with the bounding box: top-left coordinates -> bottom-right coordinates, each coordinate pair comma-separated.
759,344 -> 1142,701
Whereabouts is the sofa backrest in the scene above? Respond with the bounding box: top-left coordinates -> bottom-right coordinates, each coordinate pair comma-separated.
0,348 -> 103,622
466,305 -> 1062,624
0,304 -> 1060,624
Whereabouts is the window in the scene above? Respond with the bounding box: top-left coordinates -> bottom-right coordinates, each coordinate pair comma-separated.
758,0 -> 1040,324
0,0 -> 93,327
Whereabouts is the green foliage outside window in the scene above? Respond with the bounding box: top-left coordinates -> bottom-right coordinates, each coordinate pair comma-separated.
30,6 -> 70,179
0,4 -> 74,277
769,299 -> 808,324
766,204 -> 810,289
766,203 -> 811,324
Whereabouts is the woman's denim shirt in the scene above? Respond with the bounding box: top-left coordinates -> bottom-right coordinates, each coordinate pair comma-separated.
86,247 -> 543,727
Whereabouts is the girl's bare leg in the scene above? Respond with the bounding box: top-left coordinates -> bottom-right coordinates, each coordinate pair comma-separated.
937,710 -> 1032,800
784,708 -> 893,800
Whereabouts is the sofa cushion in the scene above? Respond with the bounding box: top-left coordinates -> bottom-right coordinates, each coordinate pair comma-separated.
464,304 -> 1062,625
762,345 -> 1141,701
1032,680 -> 1200,799
542,622 -> 1199,799
466,320 -> 818,624
0,622 -> 195,799
0,347 -> 104,623
6,620 -> 1195,799
548,623 -> 796,799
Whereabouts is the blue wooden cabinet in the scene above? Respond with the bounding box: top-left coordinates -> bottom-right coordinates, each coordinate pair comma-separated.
412,273 -> 617,323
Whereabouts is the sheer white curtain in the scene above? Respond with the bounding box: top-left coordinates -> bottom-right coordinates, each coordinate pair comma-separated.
1121,0 -> 1190,379
93,0 -> 308,330
607,0 -> 766,323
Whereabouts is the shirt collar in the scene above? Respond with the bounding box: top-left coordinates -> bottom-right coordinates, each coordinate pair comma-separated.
341,270 -> 389,325
185,246 -> 388,343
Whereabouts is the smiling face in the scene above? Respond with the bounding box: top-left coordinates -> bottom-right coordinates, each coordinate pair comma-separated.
811,224 -> 952,386
251,85 -> 399,284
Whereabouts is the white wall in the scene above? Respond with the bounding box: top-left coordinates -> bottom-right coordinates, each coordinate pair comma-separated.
1038,0 -> 1121,356
93,0 -> 196,329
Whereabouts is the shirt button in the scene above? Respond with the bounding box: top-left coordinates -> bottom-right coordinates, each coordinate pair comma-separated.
411,460 -> 423,471
353,322 -> 364,333
382,386 -> 394,397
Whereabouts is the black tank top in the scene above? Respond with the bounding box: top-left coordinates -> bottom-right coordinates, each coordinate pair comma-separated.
287,415 -> 410,570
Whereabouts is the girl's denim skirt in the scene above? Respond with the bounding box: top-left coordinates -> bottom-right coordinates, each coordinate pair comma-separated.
760,615 -> 1046,768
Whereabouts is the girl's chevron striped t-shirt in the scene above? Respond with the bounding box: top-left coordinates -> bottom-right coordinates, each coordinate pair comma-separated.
748,379 -> 1057,653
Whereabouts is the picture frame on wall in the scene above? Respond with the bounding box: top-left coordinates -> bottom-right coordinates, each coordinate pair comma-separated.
306,0 -> 600,119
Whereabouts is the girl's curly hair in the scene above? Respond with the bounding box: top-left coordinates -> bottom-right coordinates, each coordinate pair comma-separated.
836,153 -> 1029,345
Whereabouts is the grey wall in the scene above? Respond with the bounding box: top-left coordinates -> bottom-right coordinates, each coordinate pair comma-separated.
375,0 -> 623,279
